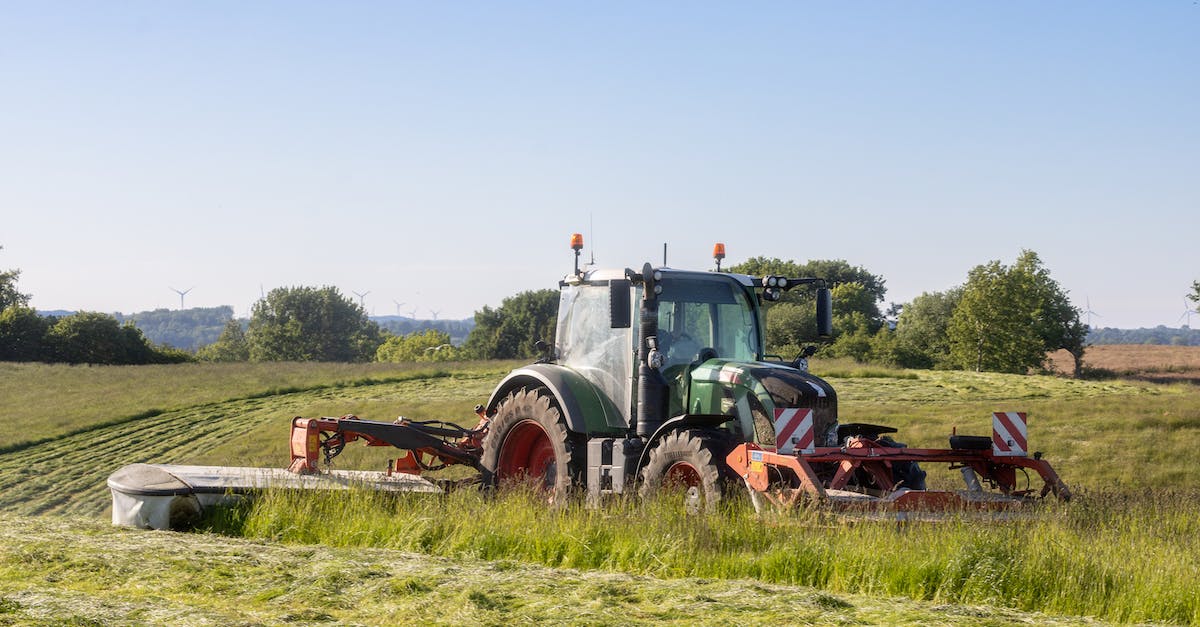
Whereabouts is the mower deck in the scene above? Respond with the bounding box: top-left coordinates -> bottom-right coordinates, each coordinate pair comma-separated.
108,463 -> 441,530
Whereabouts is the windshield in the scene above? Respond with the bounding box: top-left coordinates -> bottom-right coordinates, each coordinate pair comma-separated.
656,275 -> 760,369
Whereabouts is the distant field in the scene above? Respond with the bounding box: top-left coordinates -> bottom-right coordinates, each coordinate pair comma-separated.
0,359 -> 1197,624
1047,344 -> 1200,383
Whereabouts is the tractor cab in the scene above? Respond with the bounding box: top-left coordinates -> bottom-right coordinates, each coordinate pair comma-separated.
554,243 -> 837,453
556,268 -> 762,424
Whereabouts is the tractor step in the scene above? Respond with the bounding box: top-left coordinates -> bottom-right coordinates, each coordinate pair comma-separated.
108,463 -> 441,530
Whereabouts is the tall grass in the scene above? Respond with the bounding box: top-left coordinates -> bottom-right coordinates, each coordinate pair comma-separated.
210,487 -> 1199,625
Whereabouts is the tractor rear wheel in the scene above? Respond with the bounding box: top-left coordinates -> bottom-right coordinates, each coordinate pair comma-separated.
639,430 -> 725,513
480,387 -> 579,503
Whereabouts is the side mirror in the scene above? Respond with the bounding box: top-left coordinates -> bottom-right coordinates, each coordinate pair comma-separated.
816,287 -> 833,338
610,279 -> 631,328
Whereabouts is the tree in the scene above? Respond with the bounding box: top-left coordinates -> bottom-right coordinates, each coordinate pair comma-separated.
197,320 -> 250,362
947,251 -> 1084,374
1190,280 -> 1200,307
729,258 -> 888,354
463,289 -> 558,360
117,306 -> 234,351
246,286 -> 383,362
763,302 -> 810,356
0,247 -> 31,313
731,257 -> 886,315
376,329 -> 460,362
44,311 -> 186,364
1015,251 -> 1086,376
0,307 -> 50,361
894,289 -> 962,368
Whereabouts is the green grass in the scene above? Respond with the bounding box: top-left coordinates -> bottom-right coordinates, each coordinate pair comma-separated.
0,360 -> 518,452
208,486 -> 1198,625
1,361 -> 1198,624
0,365 -> 509,516
0,514 -> 1113,626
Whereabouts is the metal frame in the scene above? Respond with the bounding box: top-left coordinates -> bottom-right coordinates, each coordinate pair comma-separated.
726,438 -> 1071,511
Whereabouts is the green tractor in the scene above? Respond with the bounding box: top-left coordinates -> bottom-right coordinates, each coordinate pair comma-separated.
478,235 -> 842,509
110,235 -> 1068,530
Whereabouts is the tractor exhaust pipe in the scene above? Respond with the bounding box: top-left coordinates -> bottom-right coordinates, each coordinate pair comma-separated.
635,263 -> 668,438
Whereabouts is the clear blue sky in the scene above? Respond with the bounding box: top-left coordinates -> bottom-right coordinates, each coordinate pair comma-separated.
2,2 -> 1196,328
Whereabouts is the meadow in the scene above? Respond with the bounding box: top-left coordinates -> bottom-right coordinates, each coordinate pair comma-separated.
1,348 -> 1198,624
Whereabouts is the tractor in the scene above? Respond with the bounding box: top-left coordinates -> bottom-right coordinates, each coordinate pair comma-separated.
110,235 -> 1069,529
476,236 -> 842,509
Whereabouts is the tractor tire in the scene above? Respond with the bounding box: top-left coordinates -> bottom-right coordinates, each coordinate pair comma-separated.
480,387 -> 581,503
639,430 -> 726,514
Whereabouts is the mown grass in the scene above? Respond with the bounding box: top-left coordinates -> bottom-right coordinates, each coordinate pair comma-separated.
3,361 -> 1191,518
0,515 -> 1098,626
207,485 -> 1199,625
0,360 -> 518,451
0,367 -> 508,516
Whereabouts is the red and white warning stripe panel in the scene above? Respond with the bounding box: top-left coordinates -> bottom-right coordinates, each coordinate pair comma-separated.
775,408 -> 815,455
992,411 -> 1028,457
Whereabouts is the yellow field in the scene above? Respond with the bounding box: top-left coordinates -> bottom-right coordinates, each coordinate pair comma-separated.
1047,344 -> 1200,383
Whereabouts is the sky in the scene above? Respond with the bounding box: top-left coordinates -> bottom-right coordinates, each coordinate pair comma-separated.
1,2 -> 1197,328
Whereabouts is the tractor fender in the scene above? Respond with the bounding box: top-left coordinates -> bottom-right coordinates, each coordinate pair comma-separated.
485,365 -> 624,436
633,414 -> 735,478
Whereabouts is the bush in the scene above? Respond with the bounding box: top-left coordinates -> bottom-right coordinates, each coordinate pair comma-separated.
376,329 -> 460,362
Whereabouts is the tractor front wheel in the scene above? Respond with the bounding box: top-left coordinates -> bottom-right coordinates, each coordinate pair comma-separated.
639,430 -> 725,513
480,388 -> 579,503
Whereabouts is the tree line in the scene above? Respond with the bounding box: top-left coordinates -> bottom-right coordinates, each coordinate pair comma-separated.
1087,326 -> 1200,346
115,306 -> 234,351
7,244 -> 1186,375
729,250 -> 1087,375
0,249 -> 190,365
196,286 -> 556,363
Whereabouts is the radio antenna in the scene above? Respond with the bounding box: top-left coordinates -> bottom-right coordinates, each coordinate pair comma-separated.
588,213 -> 595,266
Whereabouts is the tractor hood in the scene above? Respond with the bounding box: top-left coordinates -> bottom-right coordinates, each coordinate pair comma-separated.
686,359 -> 839,448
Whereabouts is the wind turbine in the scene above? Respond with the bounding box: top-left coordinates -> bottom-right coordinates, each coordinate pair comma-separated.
352,290 -> 370,308
1178,298 -> 1196,328
393,300 -> 405,315
169,286 -> 194,310
429,309 -> 440,321
406,306 -> 418,319
1083,297 -> 1102,328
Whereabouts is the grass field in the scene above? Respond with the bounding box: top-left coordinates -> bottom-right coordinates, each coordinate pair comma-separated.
0,514 -> 1102,627
1,349 -> 1198,624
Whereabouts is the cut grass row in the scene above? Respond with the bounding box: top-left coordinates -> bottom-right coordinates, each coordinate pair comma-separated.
0,514 -> 1100,627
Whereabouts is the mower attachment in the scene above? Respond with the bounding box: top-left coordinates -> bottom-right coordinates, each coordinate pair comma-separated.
288,409 -> 489,475
727,412 -> 1071,512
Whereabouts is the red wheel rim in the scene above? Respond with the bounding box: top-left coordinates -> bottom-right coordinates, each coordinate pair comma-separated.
496,419 -> 557,489
662,461 -> 706,512
663,461 -> 701,489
